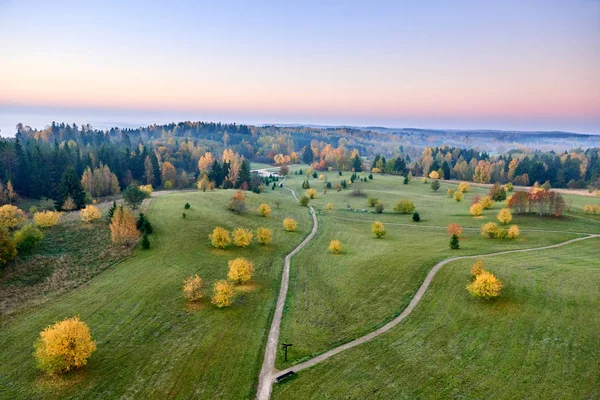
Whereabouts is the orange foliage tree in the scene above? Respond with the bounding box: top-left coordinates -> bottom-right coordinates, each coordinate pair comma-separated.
110,206 -> 139,245
447,223 -> 463,237
183,275 -> 204,301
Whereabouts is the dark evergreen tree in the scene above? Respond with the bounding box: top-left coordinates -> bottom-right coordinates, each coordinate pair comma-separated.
55,167 -> 86,210
302,145 -> 314,164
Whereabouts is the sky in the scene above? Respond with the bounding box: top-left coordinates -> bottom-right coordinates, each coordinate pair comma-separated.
0,0 -> 599,134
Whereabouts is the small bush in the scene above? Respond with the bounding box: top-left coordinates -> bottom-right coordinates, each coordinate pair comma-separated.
228,191 -> 247,214
0,205 -> 27,228
0,228 -> 17,267
497,208 -> 512,224
481,222 -> 499,239
421,178 -> 429,184
14,224 -> 44,252
232,228 -> 253,248
283,218 -> 297,232
447,188 -> 455,197
212,280 -> 235,308
258,203 -> 271,217
470,203 -> 483,216
34,317 -> 96,375
141,234 -> 150,250
374,202 -> 384,213
256,227 -> 273,245
431,179 -> 441,192
326,202 -> 334,211
458,182 -> 471,193
305,188 -> 317,199
80,205 -> 101,223
449,234 -> 460,249
489,183 -> 507,201
453,191 -> 464,202
367,197 -> 379,207
394,199 -> 415,214
372,221 -> 386,238
299,195 -> 310,206
33,211 -> 61,228
183,274 -> 203,301
447,223 -> 463,237
412,212 -> 420,222
182,212 -> 187,218
505,183 -> 514,192
227,258 -> 255,284
184,202 -> 191,209
329,240 -> 342,254
507,225 -> 520,239
470,259 -> 485,277
209,227 -> 231,249
478,196 -> 494,209
467,271 -> 502,300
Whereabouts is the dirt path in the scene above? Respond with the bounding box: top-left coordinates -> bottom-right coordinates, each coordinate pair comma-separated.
271,234 -> 599,385
255,184 -> 319,400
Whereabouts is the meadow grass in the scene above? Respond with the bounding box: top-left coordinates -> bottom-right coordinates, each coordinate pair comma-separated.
273,237 -> 600,399
0,189 -> 310,399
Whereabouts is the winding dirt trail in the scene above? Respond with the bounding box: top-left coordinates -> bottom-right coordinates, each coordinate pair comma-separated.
272,234 -> 599,382
255,184 -> 318,400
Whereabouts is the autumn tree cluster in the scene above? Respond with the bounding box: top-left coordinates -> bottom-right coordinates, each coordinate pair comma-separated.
466,260 -> 503,300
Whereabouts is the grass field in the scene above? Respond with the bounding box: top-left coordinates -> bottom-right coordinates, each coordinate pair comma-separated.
0,189 -> 311,399
1,166 -> 599,399
273,237 -> 600,399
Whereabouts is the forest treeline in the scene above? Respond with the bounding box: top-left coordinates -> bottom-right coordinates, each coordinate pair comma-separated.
0,121 -> 598,208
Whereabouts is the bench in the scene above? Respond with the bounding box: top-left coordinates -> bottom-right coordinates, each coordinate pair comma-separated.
275,371 -> 295,382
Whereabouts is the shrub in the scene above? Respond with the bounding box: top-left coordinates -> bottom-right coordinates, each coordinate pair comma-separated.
470,259 -> 485,277
497,228 -> 509,239
374,202 -> 384,213
110,207 -> 139,245
497,208 -> 512,224
228,191 -> 247,214
453,191 -> 464,202
232,228 -> 253,248
183,274 -> 203,301
447,188 -> 455,197
325,182 -> 332,189
478,196 -> 494,209
507,225 -> 520,239
394,199 -> 415,214
326,202 -> 334,211
302,180 -> 310,189
329,240 -> 342,254
368,173 -> 373,180
107,201 -> 117,220
227,258 -> 255,284
0,228 -> 17,267
489,183 -> 507,201
467,271 -> 502,300
469,203 -> 483,216
283,218 -> 297,232
182,212 -> 187,218
372,221 -> 386,238
33,211 -> 61,228
80,205 -> 101,223
184,202 -> 191,209
123,184 -> 147,210
136,213 -> 153,234
412,212 -> 420,222
449,234 -> 460,249
505,183 -> 514,192
256,227 -> 273,245
584,204 -> 600,214
209,227 -> 231,249
481,222 -> 499,239
34,317 -> 96,375
212,280 -> 235,308
428,170 -> 440,179
403,176 -> 409,185
447,223 -> 463,237
139,185 -> 153,196
305,188 -> 317,199
141,234 -> 150,249
458,182 -> 471,193
61,196 -> 77,211
367,197 -> 379,207
431,179 -> 441,192
0,205 -> 27,228
14,224 -> 44,252
258,203 -> 271,217
421,178 -> 429,184
299,195 -> 310,206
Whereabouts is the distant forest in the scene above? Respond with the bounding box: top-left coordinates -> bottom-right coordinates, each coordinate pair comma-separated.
0,121 -> 598,207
